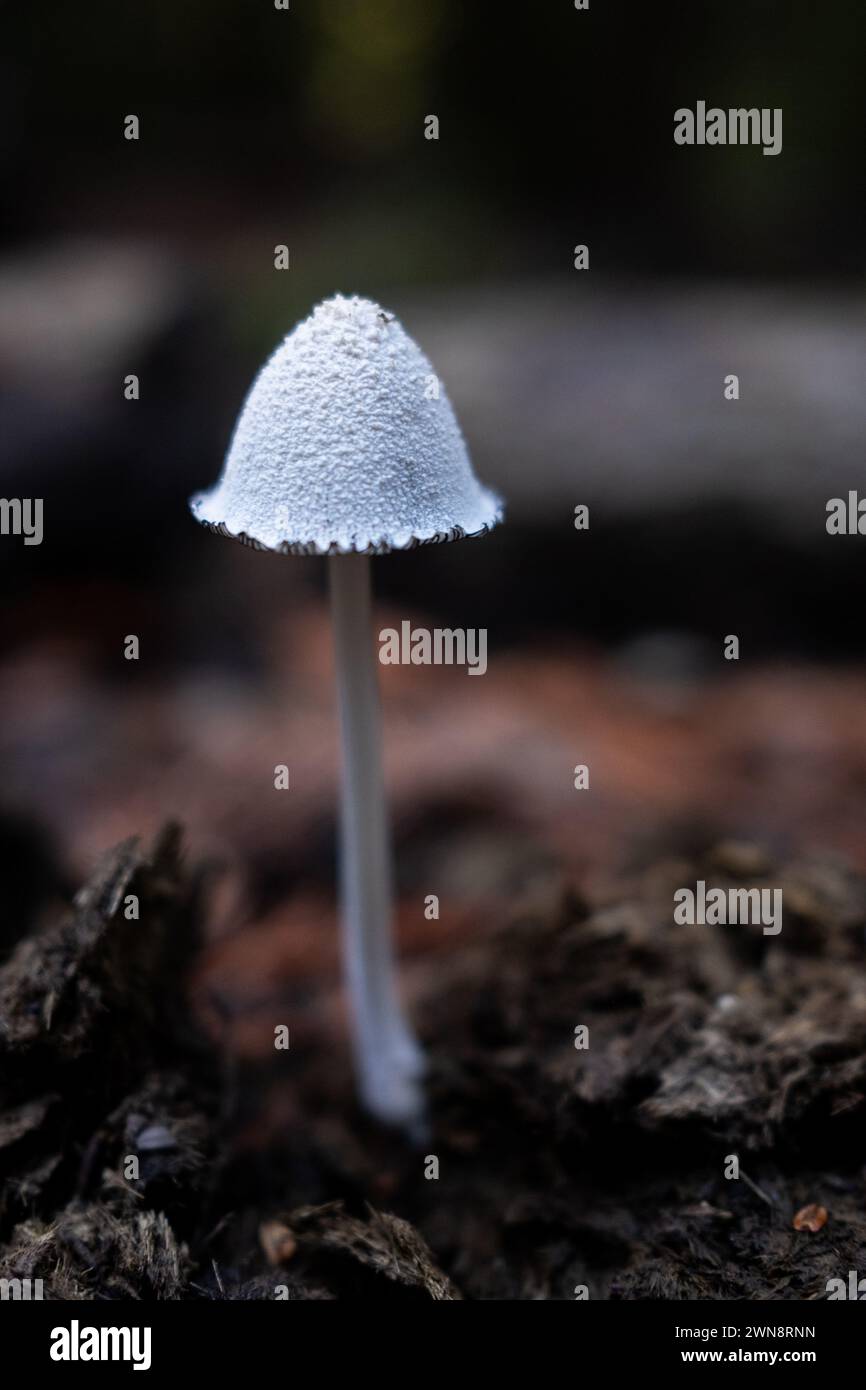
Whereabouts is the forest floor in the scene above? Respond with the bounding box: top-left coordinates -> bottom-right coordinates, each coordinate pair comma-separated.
2,825 -> 865,1300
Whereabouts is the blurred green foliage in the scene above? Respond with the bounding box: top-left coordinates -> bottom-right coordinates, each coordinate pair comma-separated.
3,0 -> 864,280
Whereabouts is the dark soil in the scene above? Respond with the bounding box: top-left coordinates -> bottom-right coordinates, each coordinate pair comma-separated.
1,827 -> 865,1300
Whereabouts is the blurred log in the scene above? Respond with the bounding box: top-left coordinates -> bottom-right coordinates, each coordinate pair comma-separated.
412,281 -> 866,537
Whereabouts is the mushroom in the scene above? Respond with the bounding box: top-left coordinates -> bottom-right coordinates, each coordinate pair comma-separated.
190,293 -> 502,1130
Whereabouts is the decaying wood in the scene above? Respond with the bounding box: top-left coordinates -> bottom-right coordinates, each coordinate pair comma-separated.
282,1202 -> 461,1300
2,825 -> 866,1299
0,827 -> 215,1295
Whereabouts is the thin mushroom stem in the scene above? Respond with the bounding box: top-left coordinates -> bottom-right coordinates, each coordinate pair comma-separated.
328,551 -> 426,1129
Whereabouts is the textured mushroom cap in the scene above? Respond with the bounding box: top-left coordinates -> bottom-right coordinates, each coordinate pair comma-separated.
190,294 -> 503,555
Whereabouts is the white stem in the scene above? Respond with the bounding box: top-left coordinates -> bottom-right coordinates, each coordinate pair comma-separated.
329,552 -> 425,1129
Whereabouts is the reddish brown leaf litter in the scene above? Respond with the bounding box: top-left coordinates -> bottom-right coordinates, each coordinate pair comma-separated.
1,827 -> 865,1299
258,1219 -> 297,1267
5,616 -> 866,897
793,1205 -> 829,1234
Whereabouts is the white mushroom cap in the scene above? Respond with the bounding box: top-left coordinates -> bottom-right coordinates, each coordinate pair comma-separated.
190,294 -> 503,555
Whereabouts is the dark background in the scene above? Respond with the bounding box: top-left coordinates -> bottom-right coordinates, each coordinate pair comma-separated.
1,0 -> 865,949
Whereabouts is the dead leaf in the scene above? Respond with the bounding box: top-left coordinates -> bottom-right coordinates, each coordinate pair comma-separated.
793,1204 -> 828,1233
259,1220 -> 297,1266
